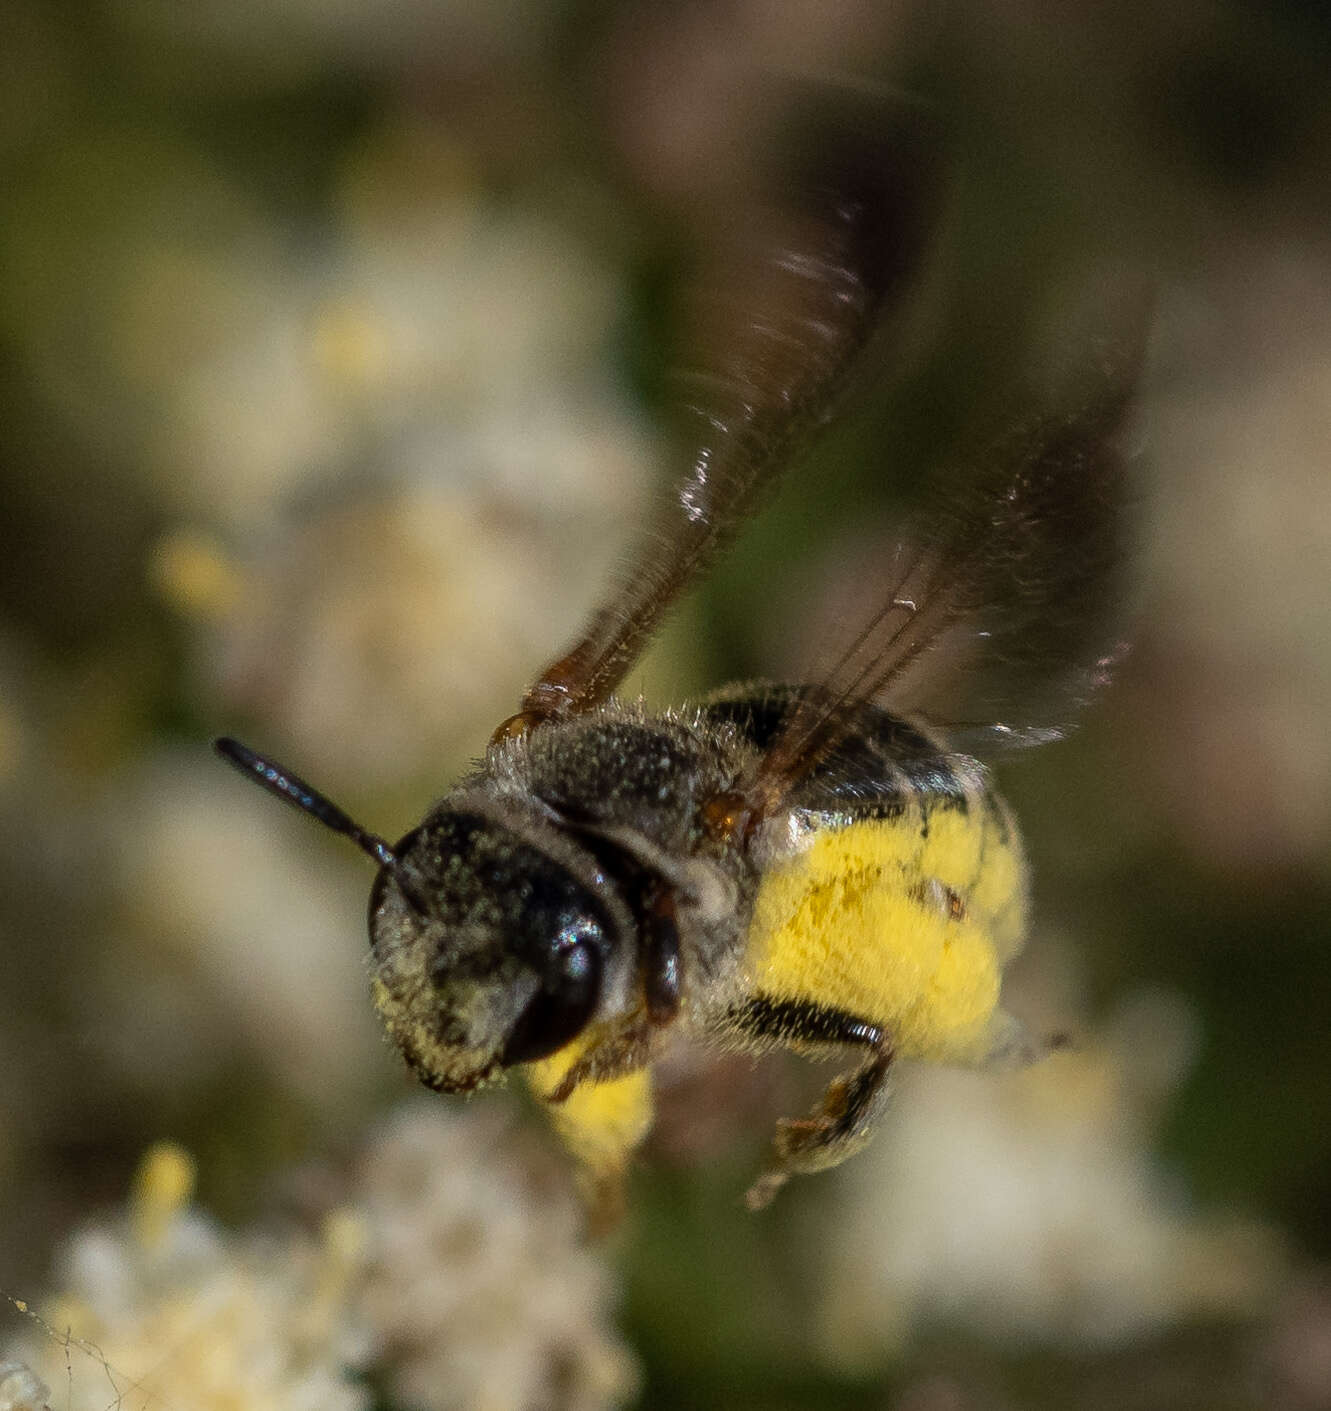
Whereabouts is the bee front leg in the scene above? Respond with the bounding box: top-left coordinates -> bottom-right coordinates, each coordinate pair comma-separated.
524,892 -> 687,1229
526,1033 -> 655,1234
544,1015 -> 654,1101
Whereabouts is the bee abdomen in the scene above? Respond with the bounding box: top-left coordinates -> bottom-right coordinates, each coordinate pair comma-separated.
725,797 -> 1027,1067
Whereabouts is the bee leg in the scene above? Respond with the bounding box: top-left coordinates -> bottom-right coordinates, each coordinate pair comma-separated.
550,1066 -> 653,1236
546,1016 -> 655,1102
526,1039 -> 655,1233
520,892 -> 688,1225
745,1044 -> 894,1210
731,997 -> 893,1210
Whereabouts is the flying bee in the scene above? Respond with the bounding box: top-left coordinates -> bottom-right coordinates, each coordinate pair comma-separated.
215,98 -> 1136,1215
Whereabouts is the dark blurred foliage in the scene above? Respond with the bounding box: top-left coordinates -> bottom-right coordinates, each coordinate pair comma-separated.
3,1 -> 1331,1408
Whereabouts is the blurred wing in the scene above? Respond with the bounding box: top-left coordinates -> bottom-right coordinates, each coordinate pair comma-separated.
521,94 -> 942,721
749,353 -> 1137,815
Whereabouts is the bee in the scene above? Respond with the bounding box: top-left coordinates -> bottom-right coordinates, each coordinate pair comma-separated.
215,99 -> 1135,1215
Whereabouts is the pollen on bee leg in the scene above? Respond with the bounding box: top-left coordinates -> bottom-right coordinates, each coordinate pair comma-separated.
536,1017 -> 654,1104
525,1052 -> 655,1230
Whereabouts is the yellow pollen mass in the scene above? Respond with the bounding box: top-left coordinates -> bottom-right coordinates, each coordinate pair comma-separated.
742,807 -> 1024,1064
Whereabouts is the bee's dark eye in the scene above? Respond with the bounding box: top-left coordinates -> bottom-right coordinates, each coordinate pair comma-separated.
500,930 -> 603,1068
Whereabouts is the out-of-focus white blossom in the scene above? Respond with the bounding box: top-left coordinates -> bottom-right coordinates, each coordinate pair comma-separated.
101,749 -> 389,1106
133,114 -> 651,529
0,1360 -> 50,1411
8,1143 -> 372,1411
159,193 -> 649,530
357,1100 -> 639,1411
143,119 -> 660,794
7,1114 -> 636,1411
1138,246 -> 1331,867
813,987 -> 1284,1366
205,471 -> 635,794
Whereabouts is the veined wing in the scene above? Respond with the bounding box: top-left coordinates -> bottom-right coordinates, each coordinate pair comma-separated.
520,93 -> 943,722
746,351 -> 1139,819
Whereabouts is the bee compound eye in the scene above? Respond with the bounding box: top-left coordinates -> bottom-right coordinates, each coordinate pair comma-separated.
499,934 -> 603,1068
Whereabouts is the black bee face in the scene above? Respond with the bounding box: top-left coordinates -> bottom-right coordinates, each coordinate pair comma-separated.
367,809 -> 616,1091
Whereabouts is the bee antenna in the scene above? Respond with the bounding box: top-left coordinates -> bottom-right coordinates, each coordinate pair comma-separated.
214,736 -> 404,877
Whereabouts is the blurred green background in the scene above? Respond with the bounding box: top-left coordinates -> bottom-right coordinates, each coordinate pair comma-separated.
3,1 -> 1331,1408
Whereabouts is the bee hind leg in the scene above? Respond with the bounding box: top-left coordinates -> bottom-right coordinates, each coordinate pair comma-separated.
730,997 -> 894,1210
745,1044 -> 894,1210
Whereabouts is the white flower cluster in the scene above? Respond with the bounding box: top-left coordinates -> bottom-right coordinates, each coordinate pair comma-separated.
0,1361 -> 50,1411
6,1105 -> 637,1411
6,1144 -> 370,1411
358,1101 -> 639,1411
811,986 -> 1285,1365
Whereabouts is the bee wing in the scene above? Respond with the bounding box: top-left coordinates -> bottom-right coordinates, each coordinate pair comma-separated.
521,94 -> 942,722
748,352 -> 1138,815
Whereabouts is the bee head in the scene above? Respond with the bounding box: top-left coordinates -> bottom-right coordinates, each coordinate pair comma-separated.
213,738 -> 617,1094
369,807 -> 619,1092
